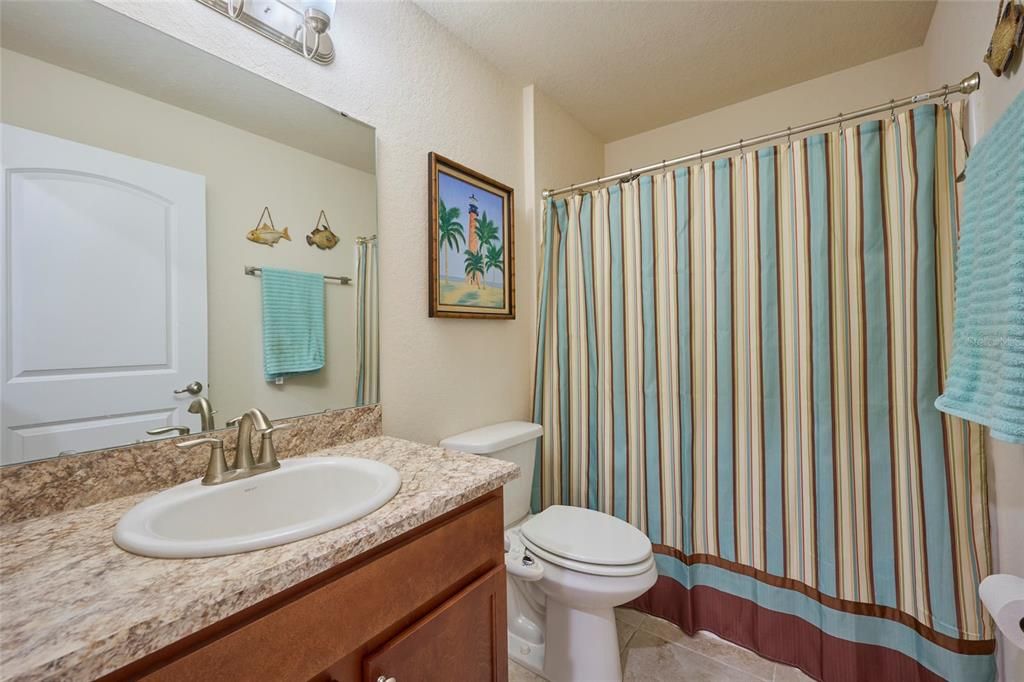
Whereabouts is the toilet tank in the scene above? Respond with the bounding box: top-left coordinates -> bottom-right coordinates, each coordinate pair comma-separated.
439,421 -> 543,527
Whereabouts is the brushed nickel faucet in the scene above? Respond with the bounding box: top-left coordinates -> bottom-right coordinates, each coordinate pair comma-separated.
187,397 -> 216,431
176,408 -> 293,485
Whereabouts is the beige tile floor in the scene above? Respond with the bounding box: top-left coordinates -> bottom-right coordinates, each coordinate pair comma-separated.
508,607 -> 816,682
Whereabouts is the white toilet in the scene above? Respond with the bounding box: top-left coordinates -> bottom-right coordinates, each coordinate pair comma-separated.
440,422 -> 657,682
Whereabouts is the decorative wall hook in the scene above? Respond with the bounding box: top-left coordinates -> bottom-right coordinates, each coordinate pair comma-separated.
305,209 -> 342,249
246,206 -> 291,247
984,0 -> 1024,76
306,209 -> 340,250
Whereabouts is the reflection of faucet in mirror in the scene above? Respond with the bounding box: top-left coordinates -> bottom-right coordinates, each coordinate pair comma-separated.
188,397 -> 216,431
146,425 -> 191,437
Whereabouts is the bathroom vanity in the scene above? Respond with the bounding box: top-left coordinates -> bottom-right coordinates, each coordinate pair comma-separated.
0,436 -> 517,681
108,490 -> 506,681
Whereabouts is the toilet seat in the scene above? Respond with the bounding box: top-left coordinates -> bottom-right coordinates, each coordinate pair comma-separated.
520,534 -> 656,577
519,505 -> 654,577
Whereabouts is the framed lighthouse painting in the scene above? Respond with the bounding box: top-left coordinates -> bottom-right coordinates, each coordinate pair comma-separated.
428,152 -> 515,319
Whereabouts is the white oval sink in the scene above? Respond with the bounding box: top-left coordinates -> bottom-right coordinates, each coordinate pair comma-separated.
114,457 -> 401,559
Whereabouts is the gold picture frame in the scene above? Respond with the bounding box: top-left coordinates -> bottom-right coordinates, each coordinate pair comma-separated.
428,152 -> 515,319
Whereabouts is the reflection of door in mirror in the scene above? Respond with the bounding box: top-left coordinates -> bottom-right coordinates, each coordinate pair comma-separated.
0,124 -> 208,465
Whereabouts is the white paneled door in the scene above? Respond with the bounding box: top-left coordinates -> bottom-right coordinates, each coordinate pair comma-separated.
1,124 -> 207,464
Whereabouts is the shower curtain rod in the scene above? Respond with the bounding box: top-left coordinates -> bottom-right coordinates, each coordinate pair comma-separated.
542,71 -> 981,199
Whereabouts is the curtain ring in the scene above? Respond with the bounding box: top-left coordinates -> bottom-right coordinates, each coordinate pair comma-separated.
787,126 -> 792,146
942,85 -> 950,106
699,149 -> 704,165
838,113 -> 844,135
662,159 -> 668,171
890,99 -> 896,123
738,138 -> 744,155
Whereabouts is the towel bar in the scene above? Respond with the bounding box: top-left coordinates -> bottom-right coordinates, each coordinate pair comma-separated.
244,265 -> 351,285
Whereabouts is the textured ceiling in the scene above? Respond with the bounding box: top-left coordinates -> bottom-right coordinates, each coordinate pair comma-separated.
417,0 -> 937,141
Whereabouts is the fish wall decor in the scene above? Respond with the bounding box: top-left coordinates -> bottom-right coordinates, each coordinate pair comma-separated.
306,209 -> 340,250
246,206 -> 291,247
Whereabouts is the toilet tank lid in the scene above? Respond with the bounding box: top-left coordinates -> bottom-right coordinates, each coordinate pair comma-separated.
439,421 -> 543,455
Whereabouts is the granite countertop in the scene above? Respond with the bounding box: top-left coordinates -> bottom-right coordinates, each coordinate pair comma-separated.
0,436 -> 518,681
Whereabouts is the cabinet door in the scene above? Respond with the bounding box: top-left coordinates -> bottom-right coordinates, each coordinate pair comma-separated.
364,566 -> 507,682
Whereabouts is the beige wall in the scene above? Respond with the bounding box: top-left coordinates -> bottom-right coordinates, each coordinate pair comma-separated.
924,2 -> 1024,680
94,0 -> 533,446
604,46 -> 931,174
1,49 -> 375,427
522,85 -> 605,285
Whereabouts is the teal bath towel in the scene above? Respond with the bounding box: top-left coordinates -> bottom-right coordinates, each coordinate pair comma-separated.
935,91 -> 1024,443
260,267 -> 325,382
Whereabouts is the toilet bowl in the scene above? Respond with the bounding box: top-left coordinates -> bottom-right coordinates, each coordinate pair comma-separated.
440,422 -> 657,682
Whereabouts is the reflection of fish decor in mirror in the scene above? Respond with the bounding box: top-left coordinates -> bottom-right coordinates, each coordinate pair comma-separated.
985,0 -> 1024,76
428,152 -> 515,319
246,206 -> 292,246
306,209 -> 340,250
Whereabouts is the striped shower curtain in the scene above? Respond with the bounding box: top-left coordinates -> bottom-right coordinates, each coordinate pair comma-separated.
355,237 -> 379,405
532,105 -> 994,681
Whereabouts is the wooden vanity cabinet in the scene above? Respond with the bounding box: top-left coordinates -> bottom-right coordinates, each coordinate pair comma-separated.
102,490 -> 508,682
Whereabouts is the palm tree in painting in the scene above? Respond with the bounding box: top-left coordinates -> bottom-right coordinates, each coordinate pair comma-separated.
437,198 -> 465,283
484,244 -> 504,286
464,250 -> 485,289
474,212 -> 499,287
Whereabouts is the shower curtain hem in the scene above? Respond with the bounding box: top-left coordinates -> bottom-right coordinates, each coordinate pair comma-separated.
626,574 -> 995,682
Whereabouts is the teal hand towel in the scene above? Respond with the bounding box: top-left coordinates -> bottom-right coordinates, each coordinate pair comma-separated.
260,267 -> 325,382
935,91 -> 1024,443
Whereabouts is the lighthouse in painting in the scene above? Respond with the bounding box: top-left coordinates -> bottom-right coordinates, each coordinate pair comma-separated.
435,166 -> 504,311
466,194 -> 481,286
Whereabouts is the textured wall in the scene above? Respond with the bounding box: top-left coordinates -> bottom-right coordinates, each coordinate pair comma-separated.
603,47 -> 931,174
98,0 -> 533,445
521,84 -> 604,305
924,3 -> 1024,680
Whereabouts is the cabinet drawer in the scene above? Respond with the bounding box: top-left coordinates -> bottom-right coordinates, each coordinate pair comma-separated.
130,493 -> 503,681
364,566 -> 508,682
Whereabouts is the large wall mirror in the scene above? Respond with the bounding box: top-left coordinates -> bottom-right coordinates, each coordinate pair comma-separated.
0,0 -> 379,465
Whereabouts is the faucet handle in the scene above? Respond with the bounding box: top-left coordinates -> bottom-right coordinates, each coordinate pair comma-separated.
175,437 -> 221,449
147,425 -> 191,437
176,437 -> 230,485
225,416 -> 241,427
257,422 -> 293,467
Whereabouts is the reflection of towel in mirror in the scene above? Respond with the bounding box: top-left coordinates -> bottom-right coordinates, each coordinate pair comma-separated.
936,90 -> 1024,443
260,267 -> 325,382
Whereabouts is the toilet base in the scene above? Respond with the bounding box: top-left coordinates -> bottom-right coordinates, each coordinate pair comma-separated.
542,601 -> 622,682
508,630 -> 546,677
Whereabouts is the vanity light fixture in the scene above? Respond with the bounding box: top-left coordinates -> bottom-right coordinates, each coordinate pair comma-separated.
196,0 -> 337,64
